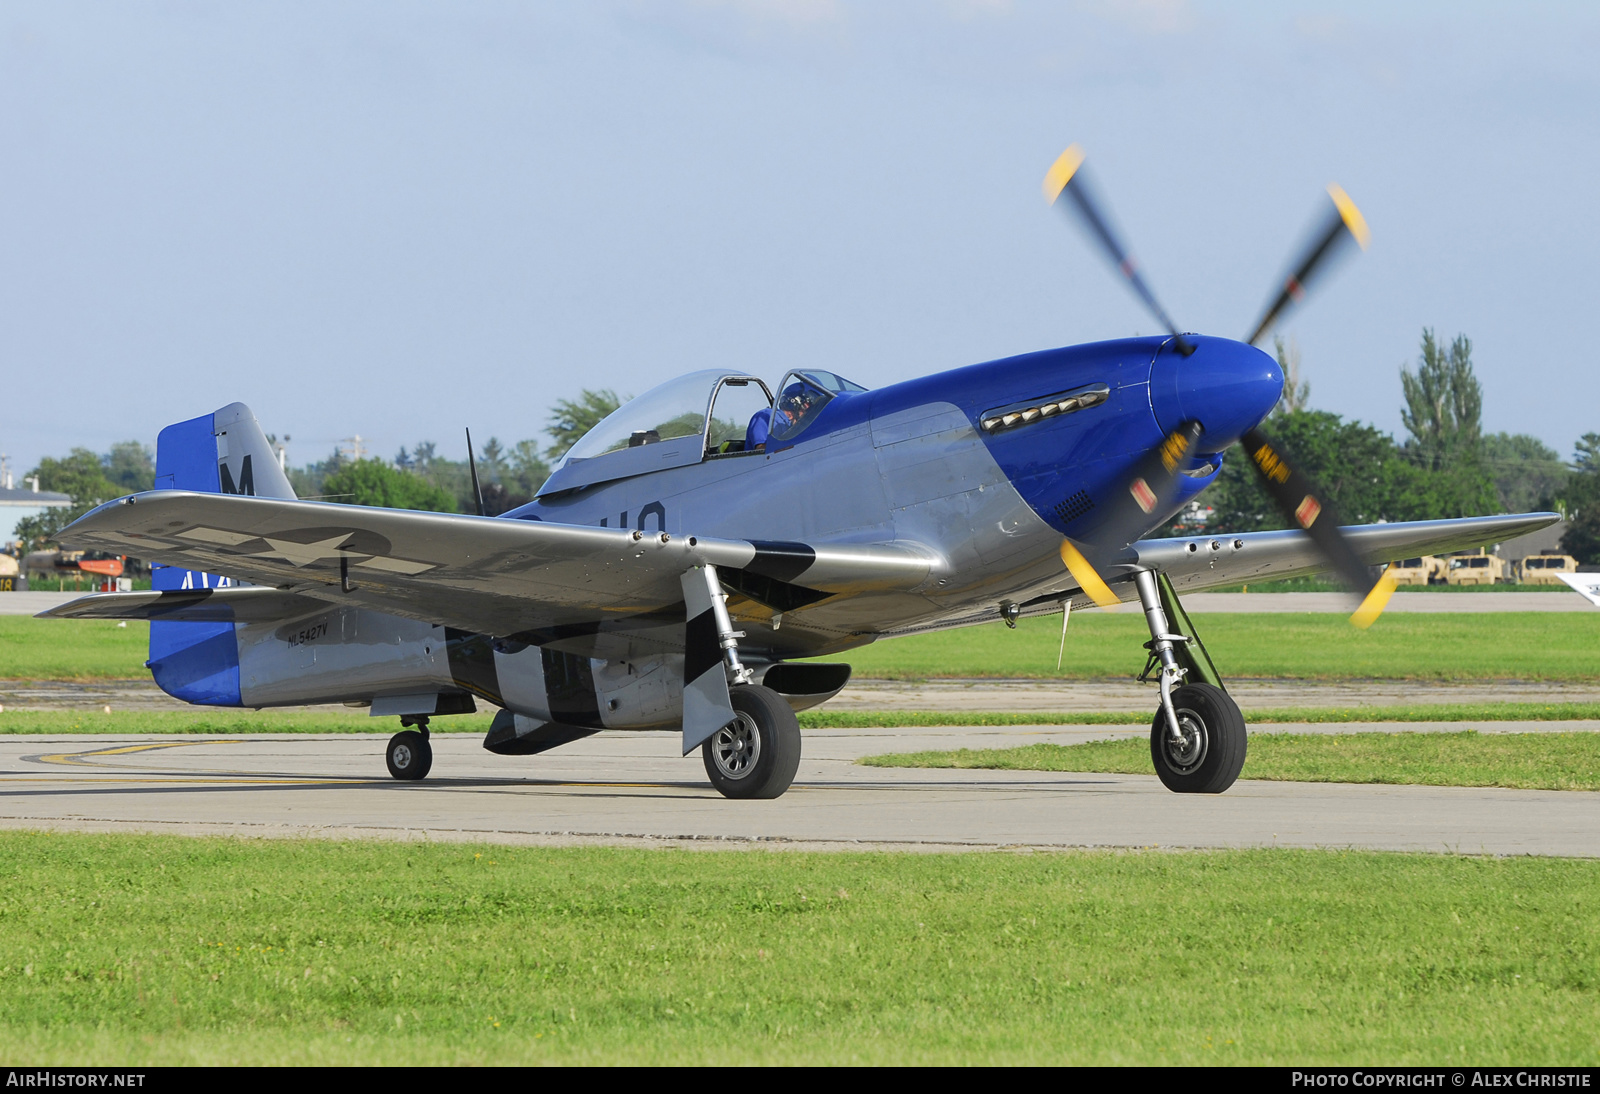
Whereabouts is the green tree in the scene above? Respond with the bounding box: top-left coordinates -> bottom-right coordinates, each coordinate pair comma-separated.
1396,328 -> 1499,515
1205,410 -> 1409,532
1561,433 -> 1600,564
12,508 -> 78,552
14,447 -> 138,550
321,459 -> 457,513
1481,432 -> 1567,514
32,449 -> 124,507
479,436 -> 507,483
103,441 -> 155,493
545,389 -> 625,461
507,440 -> 550,497
1400,329 -> 1482,470
1577,433 -> 1600,474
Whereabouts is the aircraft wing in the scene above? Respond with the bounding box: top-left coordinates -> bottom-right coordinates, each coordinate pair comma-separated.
874,512 -> 1564,638
1129,512 -> 1562,593
49,491 -> 940,639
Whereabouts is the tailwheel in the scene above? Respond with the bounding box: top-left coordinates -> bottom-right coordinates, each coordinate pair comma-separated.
386,729 -> 433,781
702,684 -> 802,800
1149,682 -> 1246,794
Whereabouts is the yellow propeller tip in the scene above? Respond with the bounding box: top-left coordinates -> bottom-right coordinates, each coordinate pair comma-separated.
1349,566 -> 1398,630
1327,183 -> 1371,250
1060,539 -> 1119,611
1042,144 -> 1085,205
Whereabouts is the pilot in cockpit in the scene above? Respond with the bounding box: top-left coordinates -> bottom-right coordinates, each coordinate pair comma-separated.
745,382 -> 820,451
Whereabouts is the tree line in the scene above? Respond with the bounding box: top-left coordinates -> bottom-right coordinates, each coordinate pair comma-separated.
7,391 -> 628,552
1199,330 -> 1597,563
8,333 -> 1599,564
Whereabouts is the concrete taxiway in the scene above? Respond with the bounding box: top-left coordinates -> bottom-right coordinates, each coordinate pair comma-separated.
2,726 -> 1594,857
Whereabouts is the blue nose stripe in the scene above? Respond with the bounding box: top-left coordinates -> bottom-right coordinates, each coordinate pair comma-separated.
1148,336 -> 1282,451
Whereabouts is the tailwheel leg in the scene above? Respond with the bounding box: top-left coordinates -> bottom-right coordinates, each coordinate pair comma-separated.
1132,570 -> 1246,794
387,715 -> 432,781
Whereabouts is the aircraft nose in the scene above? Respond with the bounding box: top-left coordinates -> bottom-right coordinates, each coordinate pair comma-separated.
1148,336 -> 1283,451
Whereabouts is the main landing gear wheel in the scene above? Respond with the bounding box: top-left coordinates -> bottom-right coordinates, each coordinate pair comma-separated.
386,731 -> 433,781
1149,682 -> 1246,794
702,684 -> 802,800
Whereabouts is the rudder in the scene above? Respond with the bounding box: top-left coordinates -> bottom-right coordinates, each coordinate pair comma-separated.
148,403 -> 295,705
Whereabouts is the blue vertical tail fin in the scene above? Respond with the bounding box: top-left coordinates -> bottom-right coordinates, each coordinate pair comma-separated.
149,403 -> 295,705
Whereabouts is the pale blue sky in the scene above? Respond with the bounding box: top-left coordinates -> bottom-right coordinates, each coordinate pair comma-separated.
2,1 -> 1596,476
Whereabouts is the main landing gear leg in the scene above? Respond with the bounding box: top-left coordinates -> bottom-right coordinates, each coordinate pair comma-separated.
387,715 -> 433,781
687,563 -> 801,800
1132,570 -> 1246,794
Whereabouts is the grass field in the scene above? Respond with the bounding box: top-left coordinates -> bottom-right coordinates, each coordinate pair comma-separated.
812,613 -> 1600,681
5,612 -> 1599,682
0,833 -> 1594,1065
862,731 -> 1600,793
797,703 -> 1600,728
0,618 -> 151,680
3,703 -> 1599,737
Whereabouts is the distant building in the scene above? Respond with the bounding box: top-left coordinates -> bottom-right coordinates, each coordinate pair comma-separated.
0,482 -> 73,549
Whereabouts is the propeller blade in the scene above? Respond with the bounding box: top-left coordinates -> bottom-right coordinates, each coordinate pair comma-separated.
1060,539 -> 1119,610
1059,420 -> 1206,610
1240,425 -> 1397,627
1245,184 -> 1370,348
1043,145 -> 1192,354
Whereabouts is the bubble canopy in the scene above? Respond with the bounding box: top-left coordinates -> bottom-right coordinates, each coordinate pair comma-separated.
562,369 -> 748,463
539,366 -> 868,495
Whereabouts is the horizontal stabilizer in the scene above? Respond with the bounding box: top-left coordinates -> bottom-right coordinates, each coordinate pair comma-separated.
38,587 -> 329,624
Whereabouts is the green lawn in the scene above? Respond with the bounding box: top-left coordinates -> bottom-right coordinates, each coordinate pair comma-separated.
0,834 -> 1594,1064
798,703 -> 1600,728
812,612 -> 1600,681
0,618 -> 151,680
862,731 -> 1600,793
5,612 -> 1599,682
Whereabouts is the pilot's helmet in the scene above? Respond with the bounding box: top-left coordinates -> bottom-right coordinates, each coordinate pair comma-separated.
779,384 -> 813,419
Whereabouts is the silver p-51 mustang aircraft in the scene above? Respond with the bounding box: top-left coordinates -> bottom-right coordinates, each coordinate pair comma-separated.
44,148 -> 1557,799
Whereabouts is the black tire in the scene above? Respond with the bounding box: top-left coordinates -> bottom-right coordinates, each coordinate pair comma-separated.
386,731 -> 433,781
1148,682 -> 1246,794
701,685 -> 802,800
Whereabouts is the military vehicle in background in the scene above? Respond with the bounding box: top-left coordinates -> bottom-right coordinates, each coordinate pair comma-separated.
1444,549 -> 1509,586
1387,555 -> 1443,586
1517,552 -> 1580,585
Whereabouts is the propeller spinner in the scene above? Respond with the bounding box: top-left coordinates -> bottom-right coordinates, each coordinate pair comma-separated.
1043,146 -> 1393,626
